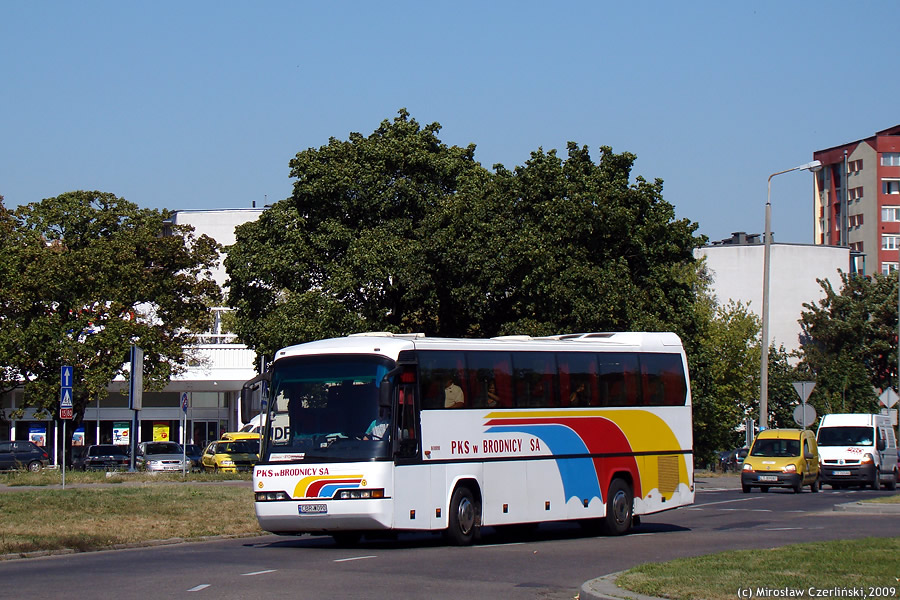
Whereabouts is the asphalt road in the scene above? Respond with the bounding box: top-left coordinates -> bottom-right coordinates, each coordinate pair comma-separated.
1,475 -> 898,600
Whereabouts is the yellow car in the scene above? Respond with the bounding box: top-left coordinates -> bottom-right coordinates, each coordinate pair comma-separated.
201,440 -> 257,473
741,428 -> 820,493
220,431 -> 260,457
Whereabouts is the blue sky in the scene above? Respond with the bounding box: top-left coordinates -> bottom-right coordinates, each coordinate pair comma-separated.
3,1 -> 900,244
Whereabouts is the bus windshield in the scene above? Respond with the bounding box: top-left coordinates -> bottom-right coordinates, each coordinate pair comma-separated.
265,354 -> 394,462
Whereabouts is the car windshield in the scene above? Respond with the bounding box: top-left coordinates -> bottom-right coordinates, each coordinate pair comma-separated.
144,442 -> 182,455
185,445 -> 200,454
265,354 -> 393,461
220,441 -> 253,454
89,445 -> 129,457
817,426 -> 874,446
751,439 -> 800,457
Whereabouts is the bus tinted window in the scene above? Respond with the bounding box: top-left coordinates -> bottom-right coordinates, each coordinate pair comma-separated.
598,353 -> 640,406
511,352 -> 557,407
464,351 -> 512,408
558,352 -> 598,406
417,350 -> 686,409
640,353 -> 687,406
419,350 -> 468,409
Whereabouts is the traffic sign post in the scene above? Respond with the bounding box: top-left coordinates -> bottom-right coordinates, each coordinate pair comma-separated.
181,392 -> 189,477
792,381 -> 816,429
60,366 -> 73,489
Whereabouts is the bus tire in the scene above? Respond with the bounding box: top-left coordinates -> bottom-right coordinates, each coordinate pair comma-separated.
602,478 -> 633,536
446,486 -> 479,546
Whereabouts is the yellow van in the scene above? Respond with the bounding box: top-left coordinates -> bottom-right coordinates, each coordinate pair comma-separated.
741,428 -> 820,493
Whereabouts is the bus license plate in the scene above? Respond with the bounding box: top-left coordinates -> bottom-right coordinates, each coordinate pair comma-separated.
299,504 -> 327,514
758,475 -> 778,482
832,470 -> 851,476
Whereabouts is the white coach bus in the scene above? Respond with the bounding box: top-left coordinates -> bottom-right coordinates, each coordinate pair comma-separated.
244,332 -> 694,545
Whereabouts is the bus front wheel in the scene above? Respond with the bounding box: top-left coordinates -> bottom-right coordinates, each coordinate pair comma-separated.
603,478 -> 633,536
446,486 -> 480,546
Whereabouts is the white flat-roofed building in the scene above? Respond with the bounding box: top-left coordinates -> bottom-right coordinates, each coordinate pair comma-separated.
697,234 -> 849,355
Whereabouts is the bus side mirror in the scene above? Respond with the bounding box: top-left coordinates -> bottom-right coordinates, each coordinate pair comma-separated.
241,372 -> 270,419
379,367 -> 403,409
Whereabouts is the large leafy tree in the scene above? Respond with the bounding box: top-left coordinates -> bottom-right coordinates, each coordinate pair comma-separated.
689,294 -> 761,466
798,271 -> 894,415
0,192 -> 221,450
226,110 -> 707,359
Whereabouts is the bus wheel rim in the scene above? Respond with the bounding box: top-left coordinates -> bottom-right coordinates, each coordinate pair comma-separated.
612,490 -> 628,524
457,496 -> 475,534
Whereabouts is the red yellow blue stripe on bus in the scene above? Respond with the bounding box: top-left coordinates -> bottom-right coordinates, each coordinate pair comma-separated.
294,474 -> 365,499
483,409 -> 689,504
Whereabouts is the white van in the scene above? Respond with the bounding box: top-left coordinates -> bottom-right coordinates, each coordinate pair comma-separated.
816,413 -> 898,490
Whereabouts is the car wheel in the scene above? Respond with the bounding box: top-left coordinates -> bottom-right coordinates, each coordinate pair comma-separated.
27,461 -> 41,473
810,477 -> 819,493
792,479 -> 802,494
602,478 -> 634,536
742,484 -> 751,493
886,470 -> 898,491
871,472 -> 881,491
446,486 -> 479,546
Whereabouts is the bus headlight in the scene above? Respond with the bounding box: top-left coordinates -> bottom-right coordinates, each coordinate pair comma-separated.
337,489 -> 385,499
255,491 -> 290,501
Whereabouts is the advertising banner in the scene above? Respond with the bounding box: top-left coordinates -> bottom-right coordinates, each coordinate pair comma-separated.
113,422 -> 130,446
28,424 -> 46,446
73,426 -> 85,446
153,422 -> 170,442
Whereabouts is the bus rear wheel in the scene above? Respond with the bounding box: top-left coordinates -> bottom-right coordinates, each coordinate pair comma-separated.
602,478 -> 633,536
446,486 -> 480,546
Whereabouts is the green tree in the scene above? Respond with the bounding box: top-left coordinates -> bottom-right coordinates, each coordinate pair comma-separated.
0,191 -> 221,454
798,272 -> 891,415
689,295 -> 761,466
226,110 -> 707,358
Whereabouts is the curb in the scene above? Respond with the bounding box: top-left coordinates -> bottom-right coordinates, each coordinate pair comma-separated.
581,572 -> 666,600
0,532 -> 264,562
832,501 -> 900,514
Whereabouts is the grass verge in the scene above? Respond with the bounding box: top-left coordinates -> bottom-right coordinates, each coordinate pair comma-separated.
0,482 -> 261,556
615,537 -> 900,600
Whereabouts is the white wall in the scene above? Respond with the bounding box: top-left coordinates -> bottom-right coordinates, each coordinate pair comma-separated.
696,244 -> 850,354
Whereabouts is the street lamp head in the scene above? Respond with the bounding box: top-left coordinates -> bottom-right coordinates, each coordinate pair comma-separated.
803,160 -> 823,173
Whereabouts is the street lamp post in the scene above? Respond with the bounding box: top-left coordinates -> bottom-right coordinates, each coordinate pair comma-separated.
760,160 -> 822,434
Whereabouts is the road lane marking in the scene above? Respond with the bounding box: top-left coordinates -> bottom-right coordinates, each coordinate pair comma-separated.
476,542 -> 525,548
188,584 -> 211,592
691,497 -> 758,508
765,527 -> 803,531
242,570 -> 277,576
334,555 -> 377,563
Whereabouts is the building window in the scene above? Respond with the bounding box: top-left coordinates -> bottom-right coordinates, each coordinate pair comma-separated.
883,262 -> 898,276
883,179 -> 900,195
882,153 -> 900,167
849,187 -> 863,201
882,234 -> 900,250
849,159 -> 864,173
883,206 -> 900,222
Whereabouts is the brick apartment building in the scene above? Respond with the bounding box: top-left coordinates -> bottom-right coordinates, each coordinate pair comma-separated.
814,124 -> 900,275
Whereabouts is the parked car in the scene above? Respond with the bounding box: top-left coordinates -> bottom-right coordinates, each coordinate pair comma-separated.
70,446 -> 89,471
83,444 -> 130,471
220,431 -> 260,457
201,440 -> 257,473
183,444 -> 203,471
741,428 -> 820,493
135,441 -> 188,472
0,441 -> 49,472
720,447 -> 748,471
